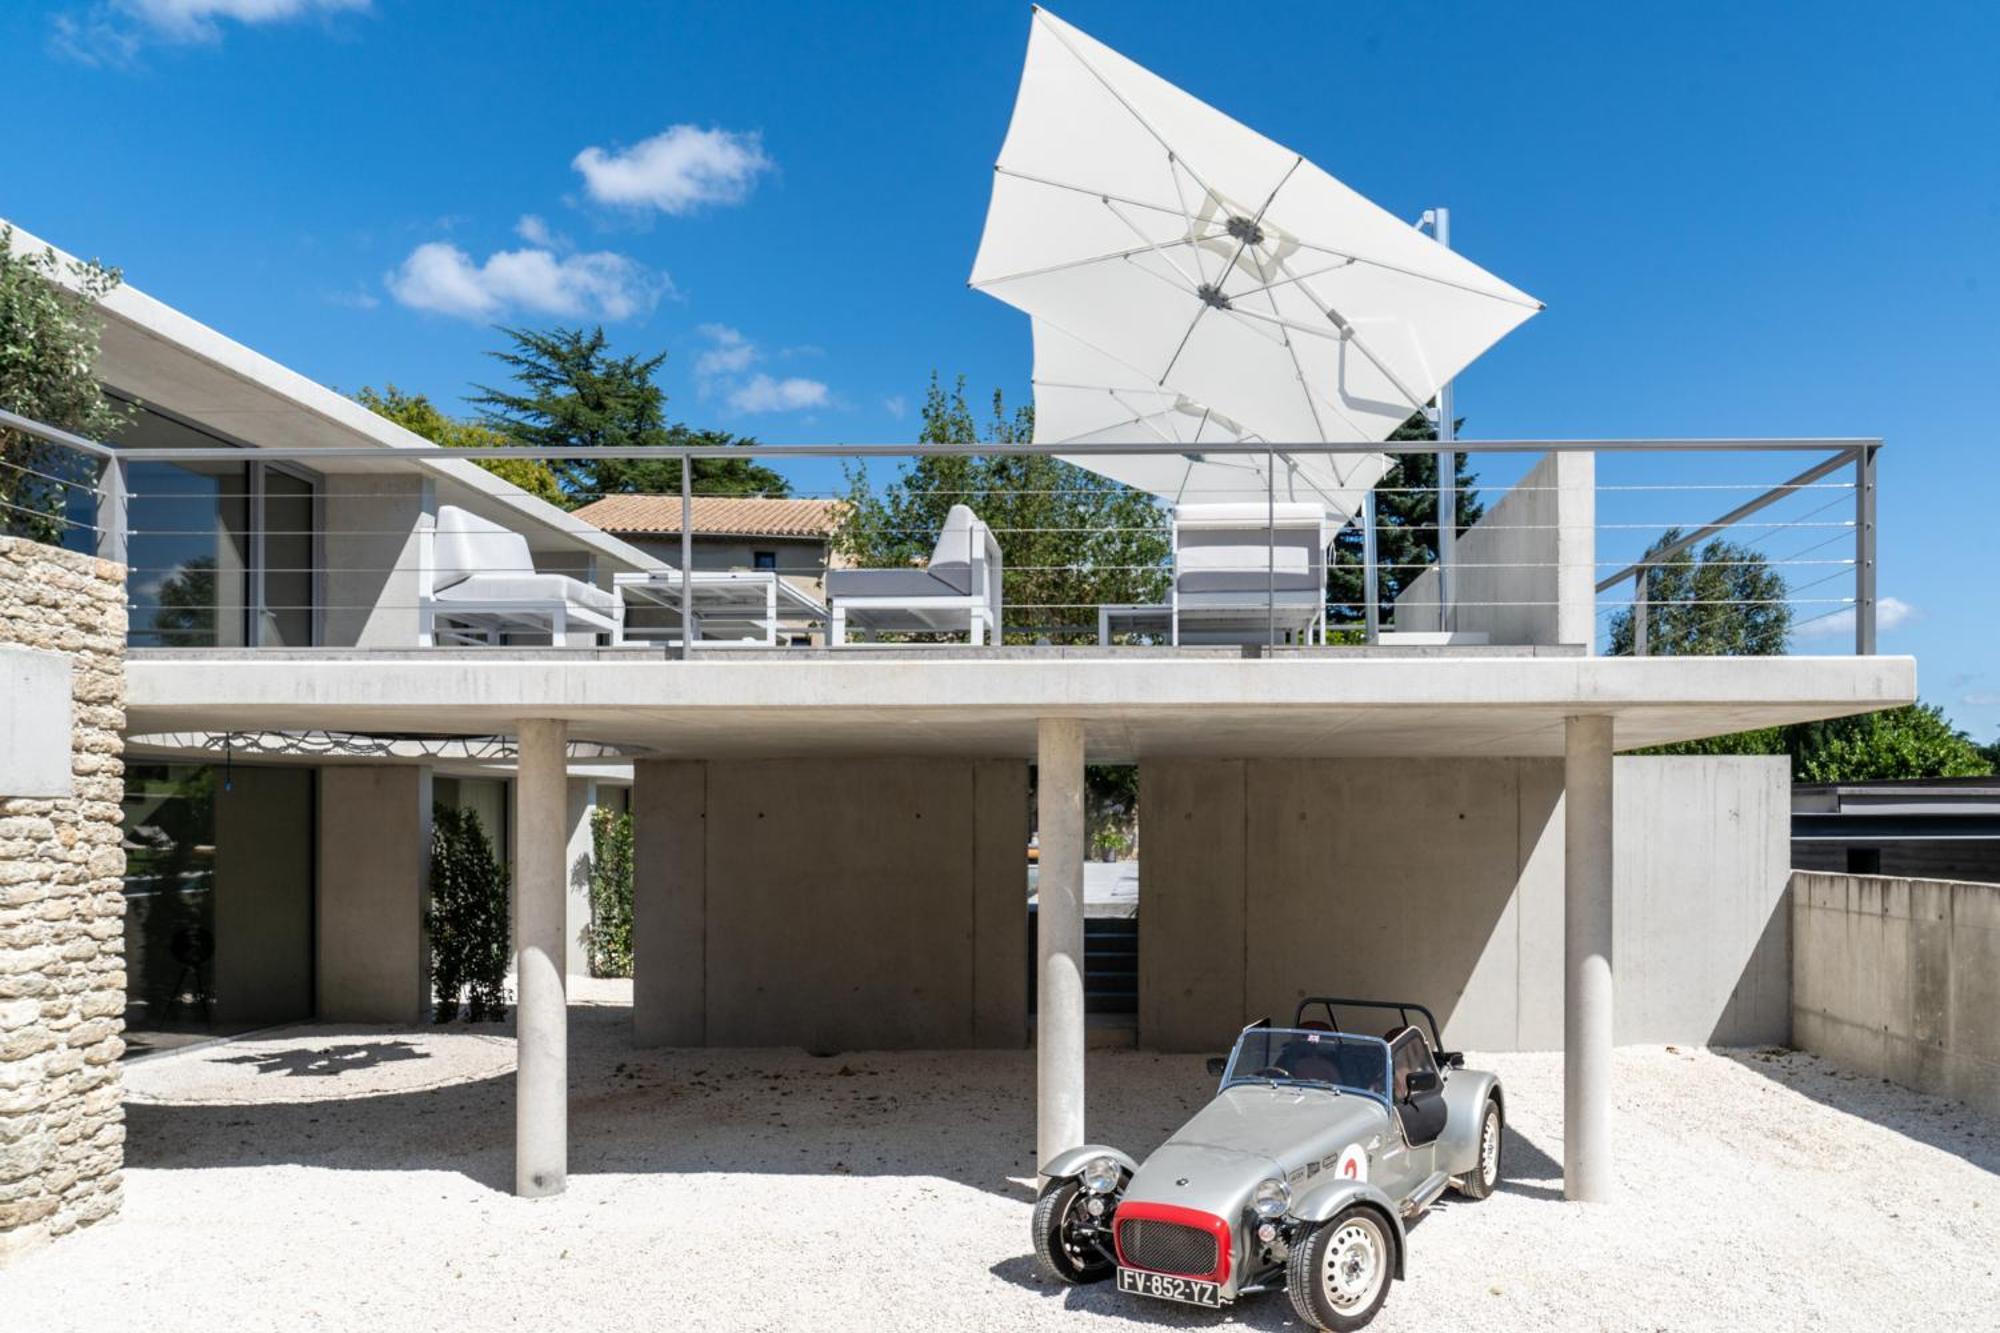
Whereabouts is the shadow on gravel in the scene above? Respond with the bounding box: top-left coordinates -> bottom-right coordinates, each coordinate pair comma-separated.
124,998 -> 1220,1203
1718,1046 -> 2000,1177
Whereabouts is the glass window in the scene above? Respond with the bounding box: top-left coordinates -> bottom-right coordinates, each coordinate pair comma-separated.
753,550 -> 778,571
260,468 -> 316,646
121,762 -> 316,1054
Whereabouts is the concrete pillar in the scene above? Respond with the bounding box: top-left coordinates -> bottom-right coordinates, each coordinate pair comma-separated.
1563,714 -> 1615,1202
514,719 -> 568,1198
1036,717 -> 1086,1171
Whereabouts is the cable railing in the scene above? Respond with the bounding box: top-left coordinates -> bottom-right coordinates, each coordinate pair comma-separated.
0,406 -> 1882,658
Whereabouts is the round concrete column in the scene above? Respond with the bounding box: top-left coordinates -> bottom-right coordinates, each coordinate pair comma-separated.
1036,717 -> 1087,1172
1563,714 -> 1615,1203
514,718 -> 569,1198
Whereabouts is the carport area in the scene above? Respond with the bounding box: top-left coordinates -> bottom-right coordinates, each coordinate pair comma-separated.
2,977 -> 1995,1332
121,648 -> 1918,1210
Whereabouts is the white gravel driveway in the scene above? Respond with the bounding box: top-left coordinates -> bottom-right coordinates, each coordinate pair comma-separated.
4,979 -> 1997,1332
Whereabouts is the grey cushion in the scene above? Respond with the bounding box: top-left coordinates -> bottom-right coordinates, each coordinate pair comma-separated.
825,568 -> 965,600
1178,569 -> 1323,595
434,574 -> 618,616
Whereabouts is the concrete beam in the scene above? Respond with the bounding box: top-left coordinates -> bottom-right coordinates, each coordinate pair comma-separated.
514,719 -> 568,1198
1036,718 -> 1086,1171
1564,715 -> 1614,1203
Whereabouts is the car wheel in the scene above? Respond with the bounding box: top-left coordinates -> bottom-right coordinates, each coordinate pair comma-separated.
1031,1177 -> 1116,1285
1286,1205 -> 1393,1331
1455,1096 -> 1502,1200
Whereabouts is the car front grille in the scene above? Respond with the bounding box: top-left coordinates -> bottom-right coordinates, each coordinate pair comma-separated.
1117,1217 -> 1220,1277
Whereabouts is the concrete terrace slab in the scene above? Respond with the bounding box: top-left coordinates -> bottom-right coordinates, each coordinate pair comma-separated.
125,649 -> 1916,761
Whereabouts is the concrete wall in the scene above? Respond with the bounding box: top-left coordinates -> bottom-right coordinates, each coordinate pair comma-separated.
1396,451 -> 1596,648
0,537 -> 127,1261
316,765 -> 430,1022
322,473 -> 430,649
633,758 -> 1028,1050
1139,755 -> 1789,1053
1793,871 -> 2000,1120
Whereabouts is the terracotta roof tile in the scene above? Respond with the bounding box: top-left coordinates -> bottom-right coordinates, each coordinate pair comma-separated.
573,495 -> 845,539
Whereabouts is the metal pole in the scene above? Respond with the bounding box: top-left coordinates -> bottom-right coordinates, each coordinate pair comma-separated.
95,454 -> 128,566
1854,444 -> 1877,655
1362,489 -> 1380,644
1632,568 -> 1649,657
680,449 -> 694,661
1266,443 -> 1277,647
1431,207 -> 1457,635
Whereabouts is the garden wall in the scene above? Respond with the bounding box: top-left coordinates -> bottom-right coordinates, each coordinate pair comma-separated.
0,535 -> 126,1261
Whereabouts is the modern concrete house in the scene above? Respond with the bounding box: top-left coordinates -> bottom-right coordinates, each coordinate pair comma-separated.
0,219 -> 1916,1260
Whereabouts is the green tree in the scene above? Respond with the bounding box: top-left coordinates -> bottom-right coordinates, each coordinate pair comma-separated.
834,372 -> 1170,640
357,384 -> 563,505
585,806 -> 634,978
467,325 -> 789,506
1606,528 -> 1791,656
1789,704 -> 1992,782
0,226 -> 134,543
427,805 -> 511,1022
1326,409 -> 1485,627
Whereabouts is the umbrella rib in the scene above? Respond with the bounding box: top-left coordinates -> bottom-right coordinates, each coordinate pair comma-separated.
974,234 -> 1210,289
991,167 -> 1191,223
1239,246 -> 1365,441
1158,303 -> 1212,385
1263,249 -> 1431,411
1226,256 -> 1359,302
1282,235 -> 1543,309
1032,10 -> 1232,207
1101,198 -> 1206,293
1167,158 -> 1211,287
1214,156 -> 1303,290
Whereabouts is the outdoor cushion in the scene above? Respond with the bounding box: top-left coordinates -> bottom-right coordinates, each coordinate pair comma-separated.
825,568 -> 965,600
434,574 -> 618,616
432,505 -> 536,592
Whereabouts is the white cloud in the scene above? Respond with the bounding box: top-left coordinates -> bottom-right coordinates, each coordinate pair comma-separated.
53,0 -> 366,61
883,395 -> 909,418
1963,690 -> 2000,708
1794,595 -> 1917,641
514,214 -> 557,247
386,240 -> 666,322
728,374 -> 830,414
693,324 -> 756,379
572,125 -> 773,215
687,324 -> 829,413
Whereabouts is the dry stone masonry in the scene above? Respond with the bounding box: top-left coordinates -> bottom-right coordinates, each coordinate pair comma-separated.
0,535 -> 126,1261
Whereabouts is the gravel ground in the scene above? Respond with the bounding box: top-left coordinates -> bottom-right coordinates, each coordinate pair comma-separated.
5,978 -> 1998,1332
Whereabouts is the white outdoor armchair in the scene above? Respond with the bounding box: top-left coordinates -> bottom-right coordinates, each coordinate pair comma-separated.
419,504 -> 620,647
824,504 -> 1003,645
1171,502 -> 1329,645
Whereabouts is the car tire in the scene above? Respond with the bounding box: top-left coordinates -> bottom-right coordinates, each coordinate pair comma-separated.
1031,1178 -> 1116,1285
1286,1204 -> 1394,1331
1455,1096 -> 1502,1201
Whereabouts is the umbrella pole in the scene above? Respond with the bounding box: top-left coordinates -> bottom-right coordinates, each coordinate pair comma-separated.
1429,207 -> 1459,635
1267,442 -> 1277,648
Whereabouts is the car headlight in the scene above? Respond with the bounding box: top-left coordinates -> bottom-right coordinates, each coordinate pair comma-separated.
1251,1177 -> 1291,1219
1080,1156 -> 1123,1194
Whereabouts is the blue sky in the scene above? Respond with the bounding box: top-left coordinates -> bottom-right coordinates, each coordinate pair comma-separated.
4,1 -> 1996,737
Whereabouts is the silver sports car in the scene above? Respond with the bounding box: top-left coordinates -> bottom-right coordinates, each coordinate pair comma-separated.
1032,997 -> 1503,1331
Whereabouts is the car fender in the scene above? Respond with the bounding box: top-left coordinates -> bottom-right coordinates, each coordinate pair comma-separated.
1436,1068 -> 1503,1181
1039,1144 -> 1138,1185
1289,1180 -> 1407,1280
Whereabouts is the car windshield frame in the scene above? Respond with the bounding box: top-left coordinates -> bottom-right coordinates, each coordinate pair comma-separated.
1219,1026 -> 1394,1105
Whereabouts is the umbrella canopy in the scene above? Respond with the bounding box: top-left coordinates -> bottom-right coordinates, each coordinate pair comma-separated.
1032,321 -> 1390,521
971,8 -> 1541,452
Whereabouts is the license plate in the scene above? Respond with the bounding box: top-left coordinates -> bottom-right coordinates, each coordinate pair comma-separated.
1117,1267 -> 1222,1308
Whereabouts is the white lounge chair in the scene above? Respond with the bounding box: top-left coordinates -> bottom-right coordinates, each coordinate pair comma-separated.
824,504 -> 1003,645
419,504 -> 620,647
1171,502 -> 1329,645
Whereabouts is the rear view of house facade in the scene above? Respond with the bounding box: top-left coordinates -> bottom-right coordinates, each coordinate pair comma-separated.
0,216 -> 1916,1260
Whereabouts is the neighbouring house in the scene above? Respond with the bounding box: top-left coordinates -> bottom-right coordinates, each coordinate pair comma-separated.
0,217 -> 1915,1256
572,494 -> 845,603
1793,776 -> 2000,883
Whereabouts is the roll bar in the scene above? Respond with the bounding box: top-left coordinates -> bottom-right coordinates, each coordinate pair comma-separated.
1292,996 -> 1463,1068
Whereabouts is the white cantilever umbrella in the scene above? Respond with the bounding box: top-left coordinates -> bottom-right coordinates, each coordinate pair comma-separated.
972,7 -> 1541,451
1032,321 -> 1390,523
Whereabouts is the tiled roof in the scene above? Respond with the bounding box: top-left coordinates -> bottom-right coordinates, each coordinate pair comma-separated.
572,495 -> 845,539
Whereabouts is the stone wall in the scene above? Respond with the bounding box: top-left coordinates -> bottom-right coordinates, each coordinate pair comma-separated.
0,536 -> 126,1261
1793,871 -> 2000,1120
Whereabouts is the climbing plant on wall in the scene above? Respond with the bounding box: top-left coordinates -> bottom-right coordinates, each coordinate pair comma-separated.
586,806 -> 634,978
428,805 -> 511,1021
